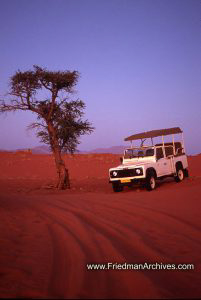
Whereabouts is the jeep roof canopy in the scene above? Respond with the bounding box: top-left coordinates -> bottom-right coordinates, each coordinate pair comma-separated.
124,127 -> 182,141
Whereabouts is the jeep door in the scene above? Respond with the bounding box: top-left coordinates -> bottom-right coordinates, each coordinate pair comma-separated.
156,147 -> 172,176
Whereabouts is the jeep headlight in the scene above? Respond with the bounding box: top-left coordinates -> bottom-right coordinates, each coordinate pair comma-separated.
135,168 -> 143,175
136,169 -> 141,174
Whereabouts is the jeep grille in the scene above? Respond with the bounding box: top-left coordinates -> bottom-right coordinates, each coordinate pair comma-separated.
110,168 -> 143,178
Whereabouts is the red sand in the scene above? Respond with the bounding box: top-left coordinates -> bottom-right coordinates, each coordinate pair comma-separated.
0,152 -> 201,298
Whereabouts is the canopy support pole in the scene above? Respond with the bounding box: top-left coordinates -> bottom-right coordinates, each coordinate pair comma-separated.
162,135 -> 165,156
172,134 -> 175,155
181,132 -> 186,154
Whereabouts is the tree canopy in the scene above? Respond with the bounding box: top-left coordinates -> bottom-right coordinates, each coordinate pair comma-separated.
31,99 -> 93,153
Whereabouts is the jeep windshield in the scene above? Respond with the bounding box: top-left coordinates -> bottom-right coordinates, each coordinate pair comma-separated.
124,147 -> 154,158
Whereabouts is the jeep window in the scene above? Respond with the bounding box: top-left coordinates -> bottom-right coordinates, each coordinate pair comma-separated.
124,149 -> 137,158
156,147 -> 164,160
124,148 -> 154,158
124,149 -> 132,158
145,148 -> 154,156
175,147 -> 183,155
165,146 -> 173,157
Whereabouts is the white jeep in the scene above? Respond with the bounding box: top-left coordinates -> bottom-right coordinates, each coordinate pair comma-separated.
109,127 -> 189,192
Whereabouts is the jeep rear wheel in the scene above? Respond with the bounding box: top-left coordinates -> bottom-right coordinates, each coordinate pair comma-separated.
146,174 -> 156,191
112,182 -> 123,192
175,167 -> 184,182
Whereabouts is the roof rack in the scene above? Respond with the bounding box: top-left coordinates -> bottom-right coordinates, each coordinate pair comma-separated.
124,127 -> 182,141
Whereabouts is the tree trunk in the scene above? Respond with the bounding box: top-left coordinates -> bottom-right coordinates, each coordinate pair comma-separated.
48,123 -> 70,189
54,147 -> 70,189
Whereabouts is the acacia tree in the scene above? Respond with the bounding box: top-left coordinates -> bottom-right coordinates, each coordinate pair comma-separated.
0,66 -> 94,189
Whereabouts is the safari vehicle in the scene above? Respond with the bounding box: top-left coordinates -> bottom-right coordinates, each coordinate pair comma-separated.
109,127 -> 189,192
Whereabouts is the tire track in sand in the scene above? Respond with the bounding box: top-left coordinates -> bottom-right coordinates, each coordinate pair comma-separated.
29,194 -> 201,298
33,201 -> 160,299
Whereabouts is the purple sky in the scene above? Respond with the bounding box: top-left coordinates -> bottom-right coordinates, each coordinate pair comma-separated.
0,0 -> 200,154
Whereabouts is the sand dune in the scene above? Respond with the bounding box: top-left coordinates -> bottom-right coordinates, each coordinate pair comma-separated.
0,152 -> 201,298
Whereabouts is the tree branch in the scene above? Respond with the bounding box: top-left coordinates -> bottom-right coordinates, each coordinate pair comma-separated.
27,122 -> 47,131
57,96 -> 69,108
0,100 -> 28,112
47,90 -> 58,121
39,78 -> 52,92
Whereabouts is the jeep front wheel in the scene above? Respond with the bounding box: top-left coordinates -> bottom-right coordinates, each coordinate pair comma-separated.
112,182 -> 124,192
146,174 -> 156,191
175,168 -> 184,182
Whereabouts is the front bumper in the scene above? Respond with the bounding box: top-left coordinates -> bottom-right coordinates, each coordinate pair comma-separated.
109,177 -> 146,185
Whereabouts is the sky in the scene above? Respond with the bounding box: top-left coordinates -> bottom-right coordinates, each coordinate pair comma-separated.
0,0 -> 200,154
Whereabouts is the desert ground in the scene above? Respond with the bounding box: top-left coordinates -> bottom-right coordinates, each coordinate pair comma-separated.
0,151 -> 201,299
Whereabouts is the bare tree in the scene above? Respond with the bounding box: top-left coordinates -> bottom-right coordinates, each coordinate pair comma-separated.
0,66 -> 94,189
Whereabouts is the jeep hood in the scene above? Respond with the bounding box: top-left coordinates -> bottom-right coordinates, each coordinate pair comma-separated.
116,160 -> 153,169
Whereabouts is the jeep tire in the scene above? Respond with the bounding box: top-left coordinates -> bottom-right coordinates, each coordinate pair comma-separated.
146,172 -> 156,191
112,182 -> 123,192
174,167 -> 184,182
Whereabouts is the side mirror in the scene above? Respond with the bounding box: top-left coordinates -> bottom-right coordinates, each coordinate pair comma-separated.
120,157 -> 123,163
